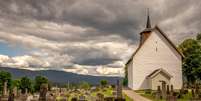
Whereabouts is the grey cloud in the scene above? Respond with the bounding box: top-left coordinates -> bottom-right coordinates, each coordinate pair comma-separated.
0,0 -> 200,76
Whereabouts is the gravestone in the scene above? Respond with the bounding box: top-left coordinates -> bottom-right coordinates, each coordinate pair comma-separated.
155,86 -> 161,100
1,81 -> 9,101
115,79 -> 125,101
195,83 -> 200,99
46,93 -> 55,101
3,81 -> 8,96
71,97 -> 78,101
13,87 -> 17,97
192,89 -> 195,99
8,91 -> 15,101
79,95 -> 86,101
116,80 -> 122,98
166,85 -> 170,95
170,85 -> 174,96
25,88 -> 28,95
39,83 -> 48,101
96,93 -> 104,101
159,80 -> 166,99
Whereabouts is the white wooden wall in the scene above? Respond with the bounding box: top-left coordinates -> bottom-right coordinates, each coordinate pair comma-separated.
128,29 -> 183,90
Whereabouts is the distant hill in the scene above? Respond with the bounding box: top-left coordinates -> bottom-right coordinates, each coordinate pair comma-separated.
0,67 -> 122,85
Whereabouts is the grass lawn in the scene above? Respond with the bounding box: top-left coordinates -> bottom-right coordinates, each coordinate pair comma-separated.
91,87 -> 133,101
124,94 -> 134,101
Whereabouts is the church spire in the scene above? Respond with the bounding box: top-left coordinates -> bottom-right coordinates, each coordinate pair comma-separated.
146,8 -> 151,28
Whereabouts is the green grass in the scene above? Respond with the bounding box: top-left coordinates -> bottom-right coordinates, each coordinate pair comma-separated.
139,90 -> 192,101
124,94 -> 134,101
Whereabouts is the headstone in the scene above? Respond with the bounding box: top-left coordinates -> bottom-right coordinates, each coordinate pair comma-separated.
170,85 -> 174,96
155,86 -> 161,100
20,94 -> 28,101
13,87 -> 17,97
166,85 -> 170,95
39,83 -> 48,101
159,80 -> 166,99
79,95 -> 86,101
96,93 -> 104,101
3,81 -> 8,96
192,89 -> 195,98
1,81 -> 8,101
46,93 -> 55,101
71,97 -> 78,101
25,88 -> 28,95
195,83 -> 200,98
17,89 -> 21,97
8,91 -> 15,101
116,79 -> 122,98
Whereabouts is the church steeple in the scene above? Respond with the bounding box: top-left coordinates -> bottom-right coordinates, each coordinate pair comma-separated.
139,9 -> 152,45
146,9 -> 151,28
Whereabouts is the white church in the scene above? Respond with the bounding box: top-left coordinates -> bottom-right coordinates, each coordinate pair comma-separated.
126,13 -> 183,90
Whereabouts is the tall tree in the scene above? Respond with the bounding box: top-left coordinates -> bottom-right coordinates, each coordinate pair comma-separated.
100,80 -> 108,87
179,38 -> 201,84
19,76 -> 33,94
34,76 -> 48,92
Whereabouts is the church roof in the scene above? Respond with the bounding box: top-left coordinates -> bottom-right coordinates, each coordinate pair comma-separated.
125,25 -> 184,65
147,68 -> 173,79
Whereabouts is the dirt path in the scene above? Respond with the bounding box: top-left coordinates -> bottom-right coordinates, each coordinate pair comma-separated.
123,88 -> 152,101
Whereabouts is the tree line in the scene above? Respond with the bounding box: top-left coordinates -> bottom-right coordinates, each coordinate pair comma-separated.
0,71 -> 49,94
0,71 -> 110,94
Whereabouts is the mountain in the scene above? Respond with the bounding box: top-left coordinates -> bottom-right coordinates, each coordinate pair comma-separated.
0,67 -> 122,85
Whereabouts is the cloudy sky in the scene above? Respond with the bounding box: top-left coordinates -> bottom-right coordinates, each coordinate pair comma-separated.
0,0 -> 200,76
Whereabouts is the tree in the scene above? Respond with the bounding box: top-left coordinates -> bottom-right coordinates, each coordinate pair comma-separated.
100,80 -> 108,87
12,79 -> 21,89
179,38 -> 201,84
0,71 -> 12,93
196,33 -> 201,41
19,76 -> 33,94
123,65 -> 128,86
34,76 -> 48,92
79,81 -> 90,90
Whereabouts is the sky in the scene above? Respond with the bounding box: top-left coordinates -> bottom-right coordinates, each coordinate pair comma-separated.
0,0 -> 200,76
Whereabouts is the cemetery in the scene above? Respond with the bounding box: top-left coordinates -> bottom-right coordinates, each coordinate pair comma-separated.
0,71 -> 132,101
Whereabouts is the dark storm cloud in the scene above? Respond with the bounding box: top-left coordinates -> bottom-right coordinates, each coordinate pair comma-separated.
0,0 -> 143,41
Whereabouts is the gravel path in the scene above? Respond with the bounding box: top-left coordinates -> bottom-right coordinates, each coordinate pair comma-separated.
123,88 -> 152,101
